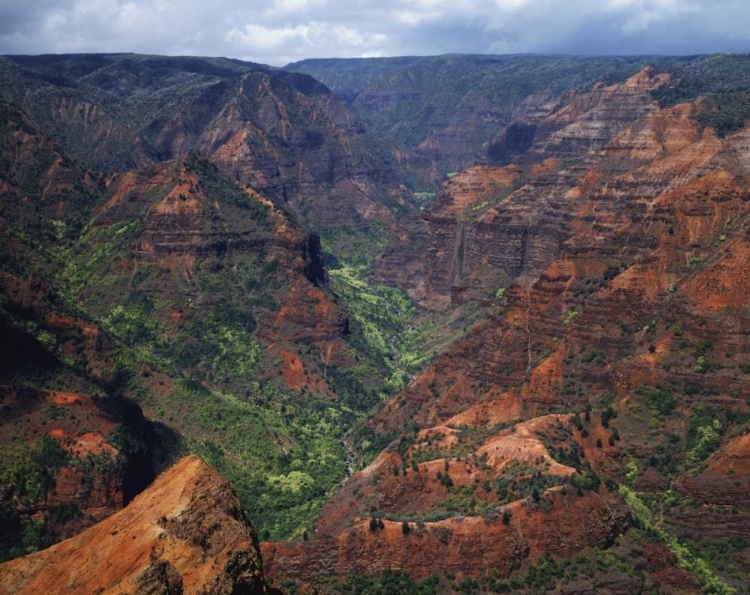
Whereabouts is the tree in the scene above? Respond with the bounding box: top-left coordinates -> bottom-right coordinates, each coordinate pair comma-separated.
402,521 -> 411,534
502,510 -> 512,525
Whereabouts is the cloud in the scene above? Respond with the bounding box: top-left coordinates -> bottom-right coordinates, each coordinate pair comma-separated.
1,0 -> 749,65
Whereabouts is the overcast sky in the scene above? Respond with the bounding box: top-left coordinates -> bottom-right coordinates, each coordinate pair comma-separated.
1,0 -> 749,66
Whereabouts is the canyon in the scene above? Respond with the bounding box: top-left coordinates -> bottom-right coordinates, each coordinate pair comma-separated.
0,53 -> 749,594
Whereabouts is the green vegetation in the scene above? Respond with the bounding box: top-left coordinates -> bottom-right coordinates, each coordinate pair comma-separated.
413,191 -> 436,205
0,437 -> 84,560
312,542 -> 673,595
563,309 -> 578,326
635,385 -> 678,417
0,436 -> 69,504
152,379 -> 352,538
9,147 -> 475,543
3,51 -> 750,586
684,537 -> 749,584
619,486 -> 736,594
491,462 -> 569,505
694,93 -> 750,137
652,55 -> 750,137
640,402 -> 750,478
0,154 -> 365,542
327,265 -> 416,392
392,302 -> 488,375
313,570 -> 440,595
321,225 -> 390,270
581,349 -> 605,366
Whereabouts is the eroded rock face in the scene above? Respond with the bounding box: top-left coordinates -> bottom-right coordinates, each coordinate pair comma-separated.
372,98 -> 750,435
264,490 -> 628,583
266,73 -> 750,590
287,55 -> 662,175
374,69 -> 673,309
0,100 -> 103,229
194,72 -> 404,229
0,56 -> 407,232
263,414 -> 631,584
3,54 -> 750,593
89,157 -> 354,398
98,159 -> 302,257
0,456 -> 278,595
0,346 -> 159,554
673,433 -> 750,508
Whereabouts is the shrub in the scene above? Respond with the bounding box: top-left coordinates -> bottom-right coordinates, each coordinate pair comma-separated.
636,385 -> 677,416
601,406 -> 617,428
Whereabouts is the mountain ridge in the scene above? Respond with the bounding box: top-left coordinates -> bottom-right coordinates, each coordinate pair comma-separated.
0,455 -> 280,595
1,51 -> 749,595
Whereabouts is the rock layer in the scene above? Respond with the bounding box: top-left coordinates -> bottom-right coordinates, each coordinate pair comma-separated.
0,455 -> 278,595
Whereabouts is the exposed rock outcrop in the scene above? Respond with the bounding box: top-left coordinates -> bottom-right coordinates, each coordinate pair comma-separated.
0,55 -> 408,231
264,490 -> 628,583
374,69 -> 673,308
0,456 -> 279,595
268,74 -> 750,590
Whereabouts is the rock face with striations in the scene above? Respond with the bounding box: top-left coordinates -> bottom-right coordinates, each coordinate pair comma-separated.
0,55 -> 407,231
372,95 -> 750,435
284,55 -> 655,174
0,455 -> 280,595
373,68 -> 671,309
265,67 -> 750,592
263,415 -> 631,583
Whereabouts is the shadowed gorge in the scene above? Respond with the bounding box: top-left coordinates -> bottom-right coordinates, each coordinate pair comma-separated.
0,52 -> 749,595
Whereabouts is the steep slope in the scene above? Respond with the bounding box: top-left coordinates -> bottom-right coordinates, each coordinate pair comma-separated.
285,55 -> 658,175
0,264 -> 163,559
3,52 -> 750,593
0,217 -> 165,561
0,383 -> 159,561
372,94 -> 750,439
263,80 -> 750,594
263,414 -> 631,581
0,98 -> 103,231
373,67 -> 671,309
0,85 -> 412,545
0,54 -> 408,229
0,455 -> 280,595
38,153 -> 378,541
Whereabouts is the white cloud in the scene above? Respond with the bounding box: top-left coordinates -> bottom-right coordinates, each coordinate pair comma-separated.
1,0 -> 750,64
494,0 -> 531,10
227,23 -> 310,50
264,0 -> 329,18
226,20 -> 387,59
391,9 -> 444,25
